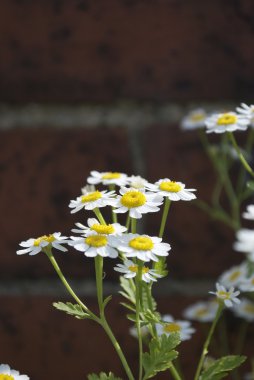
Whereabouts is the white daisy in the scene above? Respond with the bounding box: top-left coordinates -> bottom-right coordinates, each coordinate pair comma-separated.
205,111 -> 249,134
69,234 -> 118,258
116,233 -> 171,262
234,229 -> 254,262
0,364 -> 29,380
180,108 -> 207,130
155,314 -> 195,341
218,263 -> 248,288
69,189 -> 116,213
87,170 -> 128,187
17,232 -> 69,255
126,175 -> 148,189
113,187 -> 163,219
71,218 -> 127,237
233,298 -> 254,322
114,259 -> 162,283
146,178 -> 196,201
183,300 -> 218,322
209,283 -> 240,308
81,184 -> 96,194
236,103 -> 254,127
239,275 -> 254,292
129,325 -> 149,338
243,204 -> 254,220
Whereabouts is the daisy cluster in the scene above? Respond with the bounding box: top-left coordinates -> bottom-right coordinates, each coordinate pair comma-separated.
180,102 -> 254,134
0,364 -> 29,380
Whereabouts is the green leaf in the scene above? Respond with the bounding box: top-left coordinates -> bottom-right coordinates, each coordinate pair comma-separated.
53,301 -> 90,319
142,333 -> 180,379
102,295 -> 112,309
200,355 -> 246,380
119,276 -> 136,313
87,372 -> 122,380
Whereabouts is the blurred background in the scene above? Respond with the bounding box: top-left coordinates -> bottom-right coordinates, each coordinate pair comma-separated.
0,1 -> 254,379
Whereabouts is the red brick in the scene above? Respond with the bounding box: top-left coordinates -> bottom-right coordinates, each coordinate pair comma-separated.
0,1 -> 254,102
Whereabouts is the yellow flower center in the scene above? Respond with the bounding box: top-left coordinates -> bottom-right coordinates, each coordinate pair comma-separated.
81,191 -> 102,203
128,265 -> 150,274
90,223 -> 115,235
217,290 -> 230,299
0,375 -> 14,380
102,172 -> 121,180
33,234 -> 55,246
228,270 -> 241,282
217,113 -> 237,125
195,308 -> 209,317
121,191 -> 146,208
129,236 -> 154,251
190,113 -> 205,122
85,235 -> 107,247
244,304 -> 254,314
159,181 -> 181,193
163,323 -> 181,333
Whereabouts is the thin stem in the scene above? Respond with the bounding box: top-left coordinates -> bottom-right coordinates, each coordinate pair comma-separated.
159,197 -> 171,238
109,184 -> 118,223
136,261 -> 143,380
228,132 -> 254,178
169,364 -> 182,380
126,213 -> 131,231
194,303 -> 224,380
93,207 -> 106,224
131,217 -> 137,234
95,255 -> 104,316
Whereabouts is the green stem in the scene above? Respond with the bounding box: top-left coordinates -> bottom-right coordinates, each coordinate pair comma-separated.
228,132 -> 254,178
159,197 -> 171,238
109,184 -> 118,223
126,213 -> 131,231
136,261 -> 143,380
194,303 -> 224,380
95,255 -> 104,316
131,217 -> 137,234
93,207 -> 106,224
169,364 -> 182,380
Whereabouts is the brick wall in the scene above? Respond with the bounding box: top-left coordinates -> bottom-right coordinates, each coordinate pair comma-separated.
1,1 -> 254,379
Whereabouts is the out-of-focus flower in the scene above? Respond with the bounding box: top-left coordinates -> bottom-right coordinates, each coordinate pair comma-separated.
87,171 -> 128,187
239,275 -> 254,292
180,108 -> 207,130
233,298 -> 254,322
156,314 -> 195,341
183,300 -> 218,322
114,259 -> 162,283
0,364 -> 29,380
243,204 -> 254,220
234,229 -> 254,262
236,103 -> 254,127
218,264 -> 248,288
126,175 -> 148,189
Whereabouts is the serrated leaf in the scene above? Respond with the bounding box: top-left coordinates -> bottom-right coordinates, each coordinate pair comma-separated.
53,301 -> 90,319
142,333 -> 180,379
87,372 -> 122,380
200,355 -> 246,380
119,276 -> 136,313
141,309 -> 161,324
141,283 -> 157,312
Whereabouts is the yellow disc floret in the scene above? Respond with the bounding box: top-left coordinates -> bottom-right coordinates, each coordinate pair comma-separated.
33,234 -> 55,246
163,323 -> 181,333
81,191 -> 102,203
217,113 -> 237,125
128,265 -> 150,274
217,290 -> 230,299
0,375 -> 14,380
129,236 -> 154,251
102,172 -> 121,180
85,235 -> 107,247
121,191 -> 146,208
195,308 -> 209,318
90,223 -> 115,235
159,181 -> 181,193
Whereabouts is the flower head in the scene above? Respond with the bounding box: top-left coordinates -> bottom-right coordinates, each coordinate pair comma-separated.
242,204 -> 254,220
114,259 -> 162,283
233,298 -> 254,322
146,178 -> 196,201
239,274 -> 254,293
87,170 -> 128,187
126,175 -> 148,189
116,233 -> 171,262
69,235 -> 118,258
205,111 -> 249,134
236,103 -> 254,127
17,232 -> 69,256
69,189 -> 116,213
218,264 -> 247,288
0,364 -> 29,380
209,283 -> 240,308
72,218 -> 126,237
183,300 -> 218,322
181,108 -> 207,130
234,229 -> 254,262
156,314 -> 195,341
113,187 -> 163,219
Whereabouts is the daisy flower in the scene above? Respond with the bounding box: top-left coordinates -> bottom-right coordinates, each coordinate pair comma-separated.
239,275 -> 254,292
180,108 -> 207,130
116,233 -> 171,262
87,170 -> 128,187
242,204 -> 254,220
233,298 -> 254,322
81,184 -> 96,194
209,283 -> 240,308
129,325 -> 149,338
126,175 -> 148,189
236,103 -> 254,127
218,264 -> 248,288
114,259 -> 162,283
69,234 -> 118,258
183,300 -> 218,323
205,111 -> 249,134
146,178 -> 196,201
71,218 -> 127,237
17,232 -> 69,256
234,229 -> 254,262
156,314 -> 195,341
69,189 -> 116,213
0,364 -> 29,380
113,187 -> 163,219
